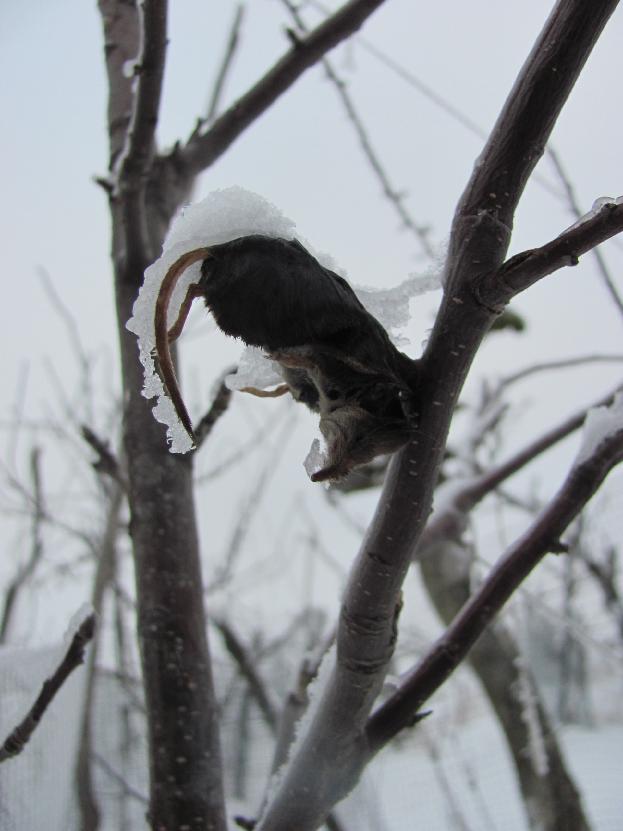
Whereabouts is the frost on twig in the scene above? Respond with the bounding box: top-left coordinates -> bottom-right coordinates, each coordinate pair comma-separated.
127,187 -> 440,455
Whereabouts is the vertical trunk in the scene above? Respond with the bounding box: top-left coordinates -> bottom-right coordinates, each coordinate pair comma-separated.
111,209 -> 227,831
98,1 -> 227,826
420,540 -> 591,831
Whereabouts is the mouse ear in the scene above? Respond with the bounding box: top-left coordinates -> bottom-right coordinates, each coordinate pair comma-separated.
154,247 -> 211,442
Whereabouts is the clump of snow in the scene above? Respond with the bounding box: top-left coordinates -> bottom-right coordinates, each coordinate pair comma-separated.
356,272 -> 441,345
575,391 -> 623,466
224,347 -> 283,392
303,438 -> 327,480
127,187 -> 434,455
126,188 -> 297,452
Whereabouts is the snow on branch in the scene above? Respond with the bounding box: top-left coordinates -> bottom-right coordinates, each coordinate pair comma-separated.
0,609 -> 96,763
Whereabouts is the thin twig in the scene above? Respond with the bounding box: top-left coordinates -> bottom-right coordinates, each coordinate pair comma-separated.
205,4 -> 246,124
367,421 -> 623,751
212,618 -> 278,730
547,146 -> 623,320
281,0 -> 434,258
0,447 -> 45,643
181,0 -> 388,175
417,385 -> 621,552
92,751 -> 148,805
0,614 -> 96,762
496,353 -> 623,393
81,425 -> 128,492
194,369 -> 235,449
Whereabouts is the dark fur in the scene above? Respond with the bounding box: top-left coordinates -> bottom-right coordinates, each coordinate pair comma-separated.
197,236 -> 419,481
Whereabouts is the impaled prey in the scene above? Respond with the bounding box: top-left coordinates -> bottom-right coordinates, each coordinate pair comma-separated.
154,235 -> 419,482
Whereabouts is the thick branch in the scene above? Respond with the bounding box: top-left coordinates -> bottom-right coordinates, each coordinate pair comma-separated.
367,427 -> 623,751
257,6 -> 620,828
117,0 -> 167,187
180,0 -> 387,176
0,614 -> 96,762
116,0 -> 168,267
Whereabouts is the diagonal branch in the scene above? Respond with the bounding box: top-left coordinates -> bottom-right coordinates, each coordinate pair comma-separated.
213,618 -> 278,731
478,198 -> 623,309
180,0 -> 388,176
417,385 -> 621,552
280,0 -> 434,258
256,5 -> 620,829
204,4 -> 246,125
0,614 -> 96,763
367,421 -> 623,752
548,146 -> 623,320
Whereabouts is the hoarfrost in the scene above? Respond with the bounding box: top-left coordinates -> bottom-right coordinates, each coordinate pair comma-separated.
575,391 -> 623,466
514,654 -> 548,777
127,187 -> 433,454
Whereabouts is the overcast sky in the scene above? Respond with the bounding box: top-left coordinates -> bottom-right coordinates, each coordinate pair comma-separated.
1,1 -> 622,642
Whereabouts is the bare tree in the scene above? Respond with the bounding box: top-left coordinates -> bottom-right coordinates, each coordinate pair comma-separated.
2,3 -> 622,831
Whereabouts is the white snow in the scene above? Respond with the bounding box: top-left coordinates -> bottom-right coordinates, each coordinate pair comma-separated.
575,391 -> 623,466
126,187 -> 297,453
127,187 -> 438,454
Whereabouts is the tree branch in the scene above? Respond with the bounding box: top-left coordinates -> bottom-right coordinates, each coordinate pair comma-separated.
366,423 -> 623,752
204,4 -> 246,125
478,198 -> 623,309
193,369 -> 235,449
417,386 -> 621,553
180,0 -> 388,176
0,614 -> 96,762
0,447 -> 45,643
212,618 -> 278,731
280,0 -> 434,258
256,5 -> 620,828
548,146 -> 623,320
117,0 -> 167,188
116,0 -> 168,267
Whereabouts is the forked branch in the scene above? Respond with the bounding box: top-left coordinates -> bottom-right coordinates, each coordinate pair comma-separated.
367,420 -> 623,751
